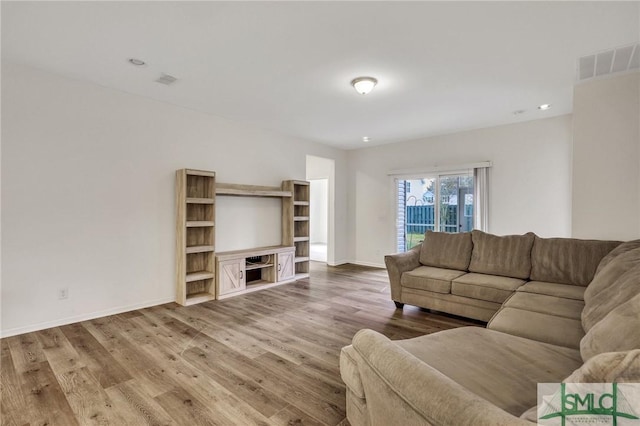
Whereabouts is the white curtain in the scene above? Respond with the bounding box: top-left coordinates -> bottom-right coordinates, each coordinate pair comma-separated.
473,167 -> 489,231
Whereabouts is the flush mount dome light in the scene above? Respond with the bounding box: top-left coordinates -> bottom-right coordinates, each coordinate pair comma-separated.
351,77 -> 378,95
362,136 -> 370,142
538,103 -> 552,111
128,58 -> 146,66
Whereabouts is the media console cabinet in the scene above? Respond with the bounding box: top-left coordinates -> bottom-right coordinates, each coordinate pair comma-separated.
175,168 -> 310,305
216,245 -> 296,299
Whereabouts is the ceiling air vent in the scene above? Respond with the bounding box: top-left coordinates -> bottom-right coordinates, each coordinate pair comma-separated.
577,43 -> 640,82
155,73 -> 178,85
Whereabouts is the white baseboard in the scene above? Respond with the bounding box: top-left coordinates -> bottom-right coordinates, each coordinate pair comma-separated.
0,296 -> 175,338
325,259 -> 385,268
349,260 -> 386,269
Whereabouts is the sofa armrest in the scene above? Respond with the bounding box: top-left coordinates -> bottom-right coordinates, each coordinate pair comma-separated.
351,329 -> 533,426
384,245 -> 421,301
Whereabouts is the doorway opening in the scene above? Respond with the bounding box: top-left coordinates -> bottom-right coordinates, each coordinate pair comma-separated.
309,179 -> 328,262
306,155 -> 335,264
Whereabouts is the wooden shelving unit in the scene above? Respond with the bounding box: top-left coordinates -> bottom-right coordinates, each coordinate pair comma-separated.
175,169 -> 216,306
176,172 -> 309,305
282,180 -> 311,279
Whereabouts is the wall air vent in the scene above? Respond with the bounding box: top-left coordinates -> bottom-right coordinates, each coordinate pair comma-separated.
155,73 -> 178,85
577,43 -> 639,82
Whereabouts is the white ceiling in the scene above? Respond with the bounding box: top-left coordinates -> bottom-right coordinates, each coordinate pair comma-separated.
2,1 -> 639,150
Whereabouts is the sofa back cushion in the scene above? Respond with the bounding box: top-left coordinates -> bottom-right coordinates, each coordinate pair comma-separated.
419,231 -> 472,271
580,293 -> 640,361
595,239 -> 640,275
582,245 -> 640,332
468,230 -> 535,279
529,237 -> 620,286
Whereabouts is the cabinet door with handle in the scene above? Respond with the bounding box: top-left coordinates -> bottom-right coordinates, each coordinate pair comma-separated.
277,250 -> 295,282
217,258 -> 246,296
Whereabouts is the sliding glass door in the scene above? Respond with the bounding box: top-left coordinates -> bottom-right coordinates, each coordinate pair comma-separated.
396,173 -> 474,251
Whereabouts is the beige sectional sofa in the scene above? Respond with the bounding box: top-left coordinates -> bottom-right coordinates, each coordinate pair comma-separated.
385,230 -> 619,322
341,232 -> 640,425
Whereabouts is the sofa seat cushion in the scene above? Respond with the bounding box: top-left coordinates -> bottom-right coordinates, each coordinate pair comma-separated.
419,231 -> 473,271
395,327 -> 582,416
502,291 -> 584,321
517,281 -> 585,301
401,288 -> 502,322
451,273 -> 525,304
469,230 -> 535,279
530,236 -> 620,286
400,266 -> 465,294
488,307 -> 584,349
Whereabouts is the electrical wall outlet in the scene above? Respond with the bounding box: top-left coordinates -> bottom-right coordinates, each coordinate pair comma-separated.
58,287 -> 69,300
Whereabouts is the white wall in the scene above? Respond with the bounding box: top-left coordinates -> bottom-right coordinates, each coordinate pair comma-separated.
347,115 -> 573,267
309,179 -> 328,244
572,72 -> 640,241
1,62 -> 348,336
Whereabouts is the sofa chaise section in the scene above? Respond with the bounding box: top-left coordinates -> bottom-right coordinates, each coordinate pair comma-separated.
488,236 -> 621,349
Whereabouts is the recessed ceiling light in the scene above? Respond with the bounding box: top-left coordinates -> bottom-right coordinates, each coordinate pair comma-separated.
513,109 -> 526,115
362,136 -> 370,142
538,104 -> 552,111
128,58 -> 146,66
351,77 -> 378,95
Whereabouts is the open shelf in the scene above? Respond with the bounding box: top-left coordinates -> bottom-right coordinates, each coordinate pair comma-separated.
184,292 -> 215,305
186,169 -> 216,178
216,182 -> 292,198
186,245 -> 215,254
245,262 -> 274,271
186,271 -> 215,282
294,201 -> 309,206
294,216 -> 309,221
186,197 -> 215,204
186,221 -> 214,227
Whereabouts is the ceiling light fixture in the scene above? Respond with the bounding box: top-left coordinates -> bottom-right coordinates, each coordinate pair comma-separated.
362,136 -> 370,142
351,77 -> 378,95
128,58 -> 146,66
538,104 -> 552,111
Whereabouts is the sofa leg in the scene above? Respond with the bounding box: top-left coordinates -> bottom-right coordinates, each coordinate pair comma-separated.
394,301 -> 404,309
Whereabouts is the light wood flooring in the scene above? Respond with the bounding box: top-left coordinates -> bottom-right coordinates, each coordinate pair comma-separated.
1,263 -> 480,426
